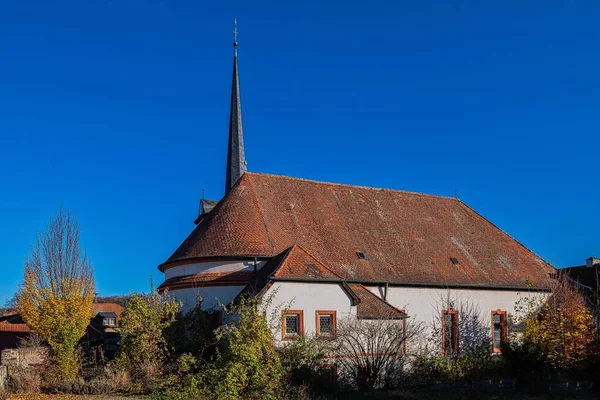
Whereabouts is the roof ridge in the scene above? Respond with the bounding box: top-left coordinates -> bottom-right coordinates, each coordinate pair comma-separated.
245,172 -> 456,200
289,244 -> 345,279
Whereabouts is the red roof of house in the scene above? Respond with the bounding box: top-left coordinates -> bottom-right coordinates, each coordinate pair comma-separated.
233,245 -> 360,305
273,245 -> 343,280
161,173 -> 555,289
92,303 -> 125,320
0,314 -> 32,333
0,304 -> 125,333
349,285 -> 407,319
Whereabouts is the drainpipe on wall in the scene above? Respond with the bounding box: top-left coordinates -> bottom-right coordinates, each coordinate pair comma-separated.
384,282 -> 389,302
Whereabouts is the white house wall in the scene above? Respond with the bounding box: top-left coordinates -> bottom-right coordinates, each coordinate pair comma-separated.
168,277 -> 548,351
171,286 -> 246,312
264,282 -> 356,344
366,285 -> 546,331
164,260 -> 267,280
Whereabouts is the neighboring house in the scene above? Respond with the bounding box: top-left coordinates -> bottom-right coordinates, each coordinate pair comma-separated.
562,257 -> 600,326
0,303 -> 124,359
83,303 -> 125,360
157,38 -> 556,353
0,314 -> 31,351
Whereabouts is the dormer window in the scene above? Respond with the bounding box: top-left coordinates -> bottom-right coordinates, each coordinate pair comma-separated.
97,312 -> 118,327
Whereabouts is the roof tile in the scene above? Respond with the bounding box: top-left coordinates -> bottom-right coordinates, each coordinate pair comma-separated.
162,173 -> 555,288
349,285 -> 407,319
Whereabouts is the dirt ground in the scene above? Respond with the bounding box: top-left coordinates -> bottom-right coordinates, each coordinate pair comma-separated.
5,396 -> 148,400
334,390 -> 597,399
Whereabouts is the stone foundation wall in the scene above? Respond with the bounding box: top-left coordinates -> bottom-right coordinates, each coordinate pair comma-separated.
0,365 -> 6,389
0,347 -> 48,389
1,347 -> 48,368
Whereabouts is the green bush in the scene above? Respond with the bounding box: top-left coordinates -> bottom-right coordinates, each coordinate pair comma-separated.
501,340 -> 552,390
165,299 -> 219,362
407,341 -> 493,385
154,297 -> 286,400
203,297 -> 284,400
114,292 -> 180,392
279,335 -> 337,394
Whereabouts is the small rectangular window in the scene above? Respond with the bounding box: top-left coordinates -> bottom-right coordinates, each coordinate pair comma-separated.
442,309 -> 459,354
316,311 -> 336,336
103,318 -> 116,327
282,310 -> 304,339
491,310 -> 508,353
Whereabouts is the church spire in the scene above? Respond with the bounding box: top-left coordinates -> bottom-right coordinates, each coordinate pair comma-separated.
225,19 -> 247,194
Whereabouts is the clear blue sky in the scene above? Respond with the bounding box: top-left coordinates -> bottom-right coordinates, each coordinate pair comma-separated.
1,1 -> 598,305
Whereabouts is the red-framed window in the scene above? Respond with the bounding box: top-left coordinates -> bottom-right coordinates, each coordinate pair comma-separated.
316,311 -> 337,337
442,309 -> 459,354
491,310 -> 508,353
282,310 -> 304,340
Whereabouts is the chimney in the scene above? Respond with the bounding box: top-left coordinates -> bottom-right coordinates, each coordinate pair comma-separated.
586,257 -> 600,268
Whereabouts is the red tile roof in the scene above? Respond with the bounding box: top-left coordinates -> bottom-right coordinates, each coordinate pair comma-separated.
161,173 -> 555,289
0,303 -> 125,334
233,245 -> 361,305
273,245 -> 343,280
0,314 -> 31,333
349,285 -> 407,319
92,303 -> 125,320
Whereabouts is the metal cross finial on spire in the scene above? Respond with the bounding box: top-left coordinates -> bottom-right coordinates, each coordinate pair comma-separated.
233,18 -> 239,46
225,18 -> 246,194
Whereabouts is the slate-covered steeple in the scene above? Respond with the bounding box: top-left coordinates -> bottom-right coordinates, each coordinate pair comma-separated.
225,19 -> 247,194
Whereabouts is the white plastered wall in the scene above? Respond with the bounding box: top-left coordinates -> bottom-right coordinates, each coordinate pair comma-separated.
171,286 -> 246,312
366,285 -> 547,347
165,260 -> 268,280
263,281 -> 357,345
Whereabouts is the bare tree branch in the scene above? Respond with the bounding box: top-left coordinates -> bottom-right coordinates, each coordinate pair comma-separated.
333,314 -> 424,390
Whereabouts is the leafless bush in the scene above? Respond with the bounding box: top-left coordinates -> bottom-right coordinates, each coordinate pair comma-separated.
333,314 -> 424,390
137,360 -> 161,391
105,367 -> 131,391
17,333 -> 46,349
48,378 -> 117,395
7,367 -> 41,394
427,291 -> 490,353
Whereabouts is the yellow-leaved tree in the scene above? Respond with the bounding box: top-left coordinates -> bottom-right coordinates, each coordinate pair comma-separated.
17,209 -> 95,380
514,273 -> 594,371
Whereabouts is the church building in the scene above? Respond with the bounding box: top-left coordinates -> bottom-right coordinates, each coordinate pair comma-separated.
158,31 -> 555,351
